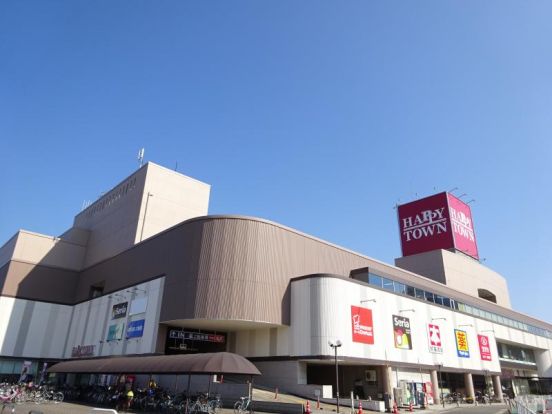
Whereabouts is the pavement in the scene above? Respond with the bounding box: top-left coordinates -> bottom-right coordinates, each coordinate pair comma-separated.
1,401 -> 509,414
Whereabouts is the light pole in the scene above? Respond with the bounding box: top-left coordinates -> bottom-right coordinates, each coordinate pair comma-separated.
329,339 -> 343,413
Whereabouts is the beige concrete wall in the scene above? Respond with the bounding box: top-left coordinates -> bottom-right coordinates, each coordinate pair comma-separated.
76,167 -> 147,268
440,250 -> 511,307
395,249 -> 511,308
72,162 -> 210,268
7,230 -> 87,271
137,163 -> 210,243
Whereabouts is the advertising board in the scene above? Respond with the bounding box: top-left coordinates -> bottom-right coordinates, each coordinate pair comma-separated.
455,329 -> 470,358
107,323 -> 125,341
447,193 -> 479,259
112,302 -> 128,319
397,192 -> 479,260
351,306 -> 374,344
393,315 -> 412,350
478,334 -> 492,361
127,319 -> 145,339
129,297 -> 148,315
428,324 -> 443,353
397,193 -> 453,257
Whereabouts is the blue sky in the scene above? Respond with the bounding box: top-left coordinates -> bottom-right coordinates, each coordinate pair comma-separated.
1,1 -> 551,322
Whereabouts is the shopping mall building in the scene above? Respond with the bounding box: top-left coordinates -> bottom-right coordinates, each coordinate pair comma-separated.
1,162 -> 551,404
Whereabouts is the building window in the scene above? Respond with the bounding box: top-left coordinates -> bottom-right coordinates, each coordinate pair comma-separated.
89,284 -> 104,299
478,289 -> 497,303
425,291 -> 435,303
394,282 -> 406,295
382,278 -> 394,291
368,274 -> 383,288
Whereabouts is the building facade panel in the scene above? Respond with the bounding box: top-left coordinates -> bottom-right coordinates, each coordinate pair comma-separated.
0,297 -> 72,358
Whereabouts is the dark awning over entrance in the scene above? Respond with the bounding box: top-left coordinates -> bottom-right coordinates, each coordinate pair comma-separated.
47,352 -> 261,376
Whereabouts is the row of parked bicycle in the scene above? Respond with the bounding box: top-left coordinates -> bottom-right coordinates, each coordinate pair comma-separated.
55,384 -> 224,413
0,383 -> 64,406
8,383 -> 253,414
444,391 -> 494,405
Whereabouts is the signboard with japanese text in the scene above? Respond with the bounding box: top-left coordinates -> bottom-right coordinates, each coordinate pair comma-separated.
393,315 -> 412,350
351,306 -> 374,344
455,329 -> 470,358
428,324 -> 443,353
168,330 -> 225,343
478,334 -> 492,361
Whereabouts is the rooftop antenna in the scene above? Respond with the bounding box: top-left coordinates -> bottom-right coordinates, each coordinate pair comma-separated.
449,187 -> 458,193
137,148 -> 145,168
466,199 -> 475,204
458,193 -> 467,199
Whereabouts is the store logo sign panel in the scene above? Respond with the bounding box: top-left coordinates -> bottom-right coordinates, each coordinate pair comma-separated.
393,315 -> 412,350
351,306 -> 374,344
478,334 -> 492,361
129,297 -> 147,315
107,323 -> 125,341
428,324 -> 443,353
127,319 -> 145,339
71,344 -> 95,358
112,302 -> 128,319
455,329 -> 470,358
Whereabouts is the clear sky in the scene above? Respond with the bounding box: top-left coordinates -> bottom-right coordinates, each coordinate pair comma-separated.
1,2 -> 551,322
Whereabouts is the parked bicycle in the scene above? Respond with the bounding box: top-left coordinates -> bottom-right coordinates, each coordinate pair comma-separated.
234,395 -> 253,414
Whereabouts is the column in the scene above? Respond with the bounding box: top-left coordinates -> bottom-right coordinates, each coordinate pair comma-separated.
492,375 -> 503,402
464,372 -> 475,400
381,365 -> 395,410
430,369 -> 440,405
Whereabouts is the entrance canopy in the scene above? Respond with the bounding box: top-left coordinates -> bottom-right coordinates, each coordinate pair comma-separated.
47,352 -> 261,376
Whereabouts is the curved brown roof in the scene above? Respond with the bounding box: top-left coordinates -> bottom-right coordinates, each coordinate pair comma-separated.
47,352 -> 261,375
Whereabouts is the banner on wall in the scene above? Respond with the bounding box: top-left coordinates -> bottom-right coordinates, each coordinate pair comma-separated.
393,315 -> 412,350
351,306 -> 374,344
455,329 -> 470,358
107,323 -> 125,341
428,324 -> 443,353
478,334 -> 492,361
127,319 -> 145,339
424,382 -> 434,405
19,361 -> 32,383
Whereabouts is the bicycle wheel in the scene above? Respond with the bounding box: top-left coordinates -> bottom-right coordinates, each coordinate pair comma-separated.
53,391 -> 64,404
234,400 -> 243,414
209,399 -> 222,413
190,401 -> 202,414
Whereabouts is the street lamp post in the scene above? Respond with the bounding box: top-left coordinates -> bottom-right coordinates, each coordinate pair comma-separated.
329,340 -> 343,413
